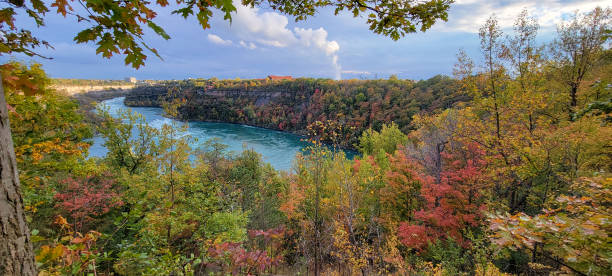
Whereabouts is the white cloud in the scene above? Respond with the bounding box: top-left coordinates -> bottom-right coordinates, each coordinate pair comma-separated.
294,28 -> 340,56
231,1 -> 297,47
207,34 -> 232,46
438,0 -> 609,32
239,40 -> 257,49
294,27 -> 341,79
226,0 -> 342,79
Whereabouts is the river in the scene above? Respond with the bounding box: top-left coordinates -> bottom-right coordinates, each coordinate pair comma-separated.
88,97 -> 354,171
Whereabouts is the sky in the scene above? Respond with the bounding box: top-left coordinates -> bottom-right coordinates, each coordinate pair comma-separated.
2,0 -> 609,80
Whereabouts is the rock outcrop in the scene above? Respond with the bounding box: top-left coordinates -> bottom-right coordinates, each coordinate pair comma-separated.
124,85 -> 290,108
124,85 -> 169,107
53,84 -> 135,95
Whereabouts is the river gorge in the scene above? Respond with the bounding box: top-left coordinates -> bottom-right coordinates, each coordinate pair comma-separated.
88,97 -> 354,171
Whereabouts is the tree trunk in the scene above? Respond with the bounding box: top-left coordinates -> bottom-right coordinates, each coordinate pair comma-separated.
569,84 -> 578,120
0,80 -> 37,275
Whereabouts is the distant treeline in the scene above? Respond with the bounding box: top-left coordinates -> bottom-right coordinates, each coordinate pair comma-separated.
127,76 -> 468,148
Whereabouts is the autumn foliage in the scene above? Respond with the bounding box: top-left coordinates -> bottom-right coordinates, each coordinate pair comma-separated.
397,143 -> 488,251
54,174 -> 123,232
3,6 -> 611,275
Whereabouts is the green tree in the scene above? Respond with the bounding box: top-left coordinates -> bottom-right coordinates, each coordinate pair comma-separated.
97,108 -> 160,175
229,149 -> 263,213
358,122 -> 407,157
281,142 -> 333,275
100,108 -> 233,274
550,7 -> 611,119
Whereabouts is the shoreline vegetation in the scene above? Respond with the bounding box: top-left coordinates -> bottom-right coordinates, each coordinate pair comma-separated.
70,89 -> 133,123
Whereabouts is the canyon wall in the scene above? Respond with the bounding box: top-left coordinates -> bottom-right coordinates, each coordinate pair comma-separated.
53,84 -> 135,95
123,77 -> 466,148
124,85 -> 295,107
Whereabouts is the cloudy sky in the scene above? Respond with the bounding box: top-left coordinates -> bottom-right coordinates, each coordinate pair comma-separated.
3,0 -> 608,80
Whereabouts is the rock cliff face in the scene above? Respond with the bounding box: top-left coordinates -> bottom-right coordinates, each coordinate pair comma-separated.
71,89 -> 134,123
53,84 -> 135,95
124,85 -> 293,108
124,81 -> 316,135
124,85 -> 169,107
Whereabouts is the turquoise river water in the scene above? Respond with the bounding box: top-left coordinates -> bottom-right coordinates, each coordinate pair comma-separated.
89,97 -> 354,171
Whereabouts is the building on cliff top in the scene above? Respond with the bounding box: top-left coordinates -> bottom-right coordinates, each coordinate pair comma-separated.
267,75 -> 292,81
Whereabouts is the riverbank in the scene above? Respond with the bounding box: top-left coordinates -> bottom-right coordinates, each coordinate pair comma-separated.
71,89 -> 133,122
88,97 -> 354,170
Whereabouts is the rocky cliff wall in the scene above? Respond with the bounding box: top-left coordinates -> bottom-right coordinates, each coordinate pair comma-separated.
124,85 -> 169,107
124,85 -> 294,108
53,84 -> 135,95
123,83 -> 312,136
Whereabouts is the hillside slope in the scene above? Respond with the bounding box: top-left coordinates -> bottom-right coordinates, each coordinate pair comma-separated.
125,76 -> 467,148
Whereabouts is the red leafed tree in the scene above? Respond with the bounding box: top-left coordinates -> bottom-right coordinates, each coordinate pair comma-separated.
54,174 -> 123,233
382,153 -> 425,223
207,237 -> 283,275
397,143 -> 488,251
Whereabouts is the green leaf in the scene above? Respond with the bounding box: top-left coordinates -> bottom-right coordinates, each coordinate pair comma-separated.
74,28 -> 97,43
147,21 -> 170,40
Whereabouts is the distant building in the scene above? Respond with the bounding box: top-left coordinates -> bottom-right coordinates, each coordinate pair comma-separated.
267,75 -> 292,81
125,77 -> 137,83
